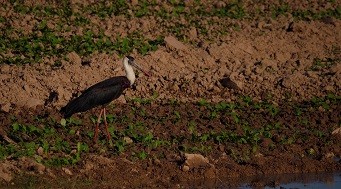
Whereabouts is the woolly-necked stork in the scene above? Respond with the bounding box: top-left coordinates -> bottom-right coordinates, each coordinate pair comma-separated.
60,56 -> 150,142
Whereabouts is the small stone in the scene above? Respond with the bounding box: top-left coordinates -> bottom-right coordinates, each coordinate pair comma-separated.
84,162 -> 94,171
329,63 -> 340,74
131,0 -> 138,6
153,158 -> 161,166
324,152 -> 335,159
171,84 -> 180,91
0,103 -> 11,113
204,166 -> 216,179
62,167 -> 72,175
123,136 -> 133,144
332,127 -> 341,135
116,95 -> 127,104
318,106 -> 325,112
257,21 -> 265,29
35,163 -> 46,174
67,52 -> 82,65
181,165 -> 190,172
164,36 -> 188,51
189,27 -> 197,39
254,67 -> 264,74
214,1 -> 226,8
213,86 -> 221,93
261,138 -> 273,148
23,85 -> 31,93
183,153 -> 210,168
324,85 -> 334,91
46,168 -> 56,178
0,170 -> 13,182
0,64 -> 10,73
37,147 -> 44,156
322,16 -> 335,25
25,98 -> 44,108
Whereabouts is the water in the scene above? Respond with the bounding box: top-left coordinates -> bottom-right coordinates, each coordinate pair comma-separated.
238,172 -> 341,189
265,173 -> 341,189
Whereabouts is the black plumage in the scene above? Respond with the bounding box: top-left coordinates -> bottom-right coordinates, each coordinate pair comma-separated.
60,76 -> 131,118
60,56 -> 150,142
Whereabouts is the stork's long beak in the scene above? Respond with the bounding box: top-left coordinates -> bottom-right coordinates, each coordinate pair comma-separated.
132,62 -> 151,77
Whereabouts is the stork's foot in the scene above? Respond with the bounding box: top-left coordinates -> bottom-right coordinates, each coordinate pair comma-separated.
93,109 -> 104,143
103,108 -> 113,144
93,108 -> 113,144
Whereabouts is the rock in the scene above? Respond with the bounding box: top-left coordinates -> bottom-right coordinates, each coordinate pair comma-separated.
24,98 -> 44,108
219,77 -> 240,90
35,162 -> 46,174
204,166 -> 216,179
37,147 -> 44,156
214,1 -> 226,8
254,153 -> 264,158
189,27 -> 197,39
0,103 -> 11,113
324,152 -> 335,159
124,136 -> 133,144
281,72 -> 306,89
322,16 -> 335,25
23,84 -> 31,93
46,168 -> 56,178
0,162 -> 15,182
182,153 -> 210,170
153,158 -> 161,166
332,127 -> 341,135
180,153 -> 216,177
0,171 -> 12,182
62,167 -> 73,175
171,84 -> 180,91
18,157 -> 45,174
116,95 -> 127,104
44,91 -> 59,106
0,64 -> 11,74
261,138 -> 273,148
131,0 -> 138,6
181,165 -> 190,172
164,36 -> 187,51
84,162 -> 95,171
67,52 -> 82,65
329,63 -> 340,74
257,21 -> 266,29
324,85 -> 334,91
275,52 -> 290,63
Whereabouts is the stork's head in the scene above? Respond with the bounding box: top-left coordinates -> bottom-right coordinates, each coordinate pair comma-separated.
123,56 -> 150,85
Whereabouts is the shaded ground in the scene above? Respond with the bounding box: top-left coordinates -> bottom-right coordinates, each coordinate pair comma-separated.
0,0 -> 340,188
0,97 -> 340,188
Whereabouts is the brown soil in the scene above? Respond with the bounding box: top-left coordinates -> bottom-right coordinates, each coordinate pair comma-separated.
0,0 -> 340,188
1,100 -> 340,188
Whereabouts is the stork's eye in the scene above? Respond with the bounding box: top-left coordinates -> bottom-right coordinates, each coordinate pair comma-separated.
126,56 -> 135,65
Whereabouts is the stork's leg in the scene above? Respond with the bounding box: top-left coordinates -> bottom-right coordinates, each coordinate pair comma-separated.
94,109 -> 104,142
103,108 -> 111,141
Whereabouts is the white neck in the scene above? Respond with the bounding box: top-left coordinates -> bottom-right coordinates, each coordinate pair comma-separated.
123,57 -> 135,85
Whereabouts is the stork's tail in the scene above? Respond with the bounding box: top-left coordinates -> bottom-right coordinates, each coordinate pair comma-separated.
60,96 -> 87,118
60,100 -> 77,118
60,105 -> 71,118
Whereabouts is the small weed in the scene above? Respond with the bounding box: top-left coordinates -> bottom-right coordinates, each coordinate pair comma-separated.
136,151 -> 148,160
310,58 -> 338,71
198,98 -> 209,107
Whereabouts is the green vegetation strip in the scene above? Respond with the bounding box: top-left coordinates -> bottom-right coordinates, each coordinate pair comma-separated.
0,94 -> 339,166
1,1 -> 340,65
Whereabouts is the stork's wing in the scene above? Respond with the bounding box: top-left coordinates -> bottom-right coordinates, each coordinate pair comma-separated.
60,76 -> 130,118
